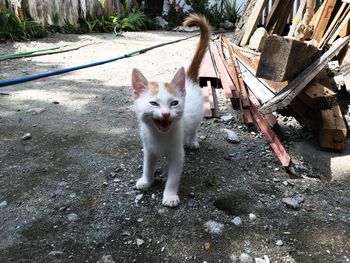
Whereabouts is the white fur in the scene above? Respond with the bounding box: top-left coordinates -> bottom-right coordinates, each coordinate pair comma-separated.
133,72 -> 203,207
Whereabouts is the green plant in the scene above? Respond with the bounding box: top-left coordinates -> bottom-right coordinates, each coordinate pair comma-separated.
222,0 -> 241,24
0,7 -> 47,41
113,9 -> 155,32
164,0 -> 189,29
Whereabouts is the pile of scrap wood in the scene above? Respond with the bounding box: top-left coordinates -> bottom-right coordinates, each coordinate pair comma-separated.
200,0 -> 350,170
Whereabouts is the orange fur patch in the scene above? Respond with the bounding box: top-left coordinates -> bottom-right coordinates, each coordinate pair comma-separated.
149,82 -> 159,96
165,83 -> 176,95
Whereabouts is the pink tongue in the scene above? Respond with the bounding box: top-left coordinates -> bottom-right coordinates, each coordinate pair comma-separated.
156,120 -> 171,132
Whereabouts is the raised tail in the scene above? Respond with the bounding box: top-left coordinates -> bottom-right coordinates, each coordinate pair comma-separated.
183,14 -> 211,83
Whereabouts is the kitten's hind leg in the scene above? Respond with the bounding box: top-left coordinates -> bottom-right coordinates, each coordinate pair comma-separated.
136,149 -> 157,189
162,148 -> 184,207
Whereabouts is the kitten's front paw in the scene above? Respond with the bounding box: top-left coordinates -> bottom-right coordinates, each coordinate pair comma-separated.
136,177 -> 153,189
185,141 -> 200,150
162,194 -> 180,207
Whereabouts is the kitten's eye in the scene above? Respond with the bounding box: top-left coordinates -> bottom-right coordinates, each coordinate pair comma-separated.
149,101 -> 159,106
170,100 -> 179,106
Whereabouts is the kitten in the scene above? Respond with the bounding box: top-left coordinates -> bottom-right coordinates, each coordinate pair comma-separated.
131,14 -> 211,207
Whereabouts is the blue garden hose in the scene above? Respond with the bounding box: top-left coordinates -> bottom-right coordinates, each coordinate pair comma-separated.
0,33 -> 199,88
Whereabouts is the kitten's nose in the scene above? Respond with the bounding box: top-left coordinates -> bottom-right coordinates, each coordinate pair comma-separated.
162,112 -> 170,120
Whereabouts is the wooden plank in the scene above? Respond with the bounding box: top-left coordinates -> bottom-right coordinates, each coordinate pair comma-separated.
237,60 -> 275,104
328,7 -> 350,44
240,0 -> 269,46
202,86 -> 212,118
272,0 -> 294,36
230,45 -> 287,94
209,82 -> 220,118
209,42 -> 238,99
318,3 -> 347,48
249,105 -> 291,167
207,81 -> 215,109
339,19 -> 350,37
340,43 -> 350,94
298,81 -> 338,110
288,0 -> 307,37
199,49 -> 220,88
310,0 -> 326,28
264,0 -> 283,32
259,36 -> 350,115
319,105 -> 347,150
312,0 -> 337,42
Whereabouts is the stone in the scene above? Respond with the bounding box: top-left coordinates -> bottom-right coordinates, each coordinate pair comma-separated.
21,133 -> 32,140
276,239 -> 284,246
239,253 -> 253,263
249,213 -> 257,221
281,196 -> 304,210
0,201 -> 8,208
249,27 -> 268,51
67,213 -> 79,221
231,216 -> 242,226
224,20 -> 234,30
27,107 -> 46,114
221,114 -> 235,122
155,16 -> 168,29
203,220 -> 224,235
101,255 -> 115,263
221,128 -> 240,143
48,251 -> 64,256
136,238 -> 144,247
135,194 -> 143,203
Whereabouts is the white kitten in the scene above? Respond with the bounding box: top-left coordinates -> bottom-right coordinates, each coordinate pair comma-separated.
131,14 -> 211,207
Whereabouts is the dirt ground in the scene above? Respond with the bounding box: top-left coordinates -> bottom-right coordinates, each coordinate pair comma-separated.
1,31 -> 350,263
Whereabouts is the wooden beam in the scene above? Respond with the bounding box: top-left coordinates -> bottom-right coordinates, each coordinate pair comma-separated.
272,0 -> 294,36
240,0 -> 269,46
264,0 -> 283,32
298,81 -> 337,110
249,105 -> 291,167
202,85 -> 212,118
328,7 -> 350,44
319,105 -> 347,150
256,35 -> 322,82
312,0 -> 337,42
199,49 -> 219,88
259,36 -> 350,115
318,3 -> 348,48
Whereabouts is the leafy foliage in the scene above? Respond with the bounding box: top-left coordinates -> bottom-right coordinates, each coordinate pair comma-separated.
222,0 -> 241,24
164,1 -> 189,29
113,9 -> 155,32
0,7 -> 47,41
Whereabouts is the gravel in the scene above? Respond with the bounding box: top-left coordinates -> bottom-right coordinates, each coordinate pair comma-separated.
1,32 -> 350,263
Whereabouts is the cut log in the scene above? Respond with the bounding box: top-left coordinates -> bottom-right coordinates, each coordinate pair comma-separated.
298,81 -> 337,110
259,36 -> 350,115
256,35 -> 322,82
240,0 -> 269,46
319,105 -> 347,150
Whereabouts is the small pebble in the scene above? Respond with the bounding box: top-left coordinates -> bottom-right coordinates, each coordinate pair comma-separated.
231,216 -> 242,225
203,220 -> 224,235
276,240 -> 284,246
67,213 -> 79,222
21,133 -> 32,140
249,213 -> 257,221
136,238 -> 144,247
0,200 -> 8,208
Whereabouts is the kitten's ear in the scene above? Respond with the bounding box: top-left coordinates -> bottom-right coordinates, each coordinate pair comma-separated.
171,67 -> 186,96
132,68 -> 148,99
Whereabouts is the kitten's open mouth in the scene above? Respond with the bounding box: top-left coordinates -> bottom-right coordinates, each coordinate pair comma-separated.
154,119 -> 172,133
